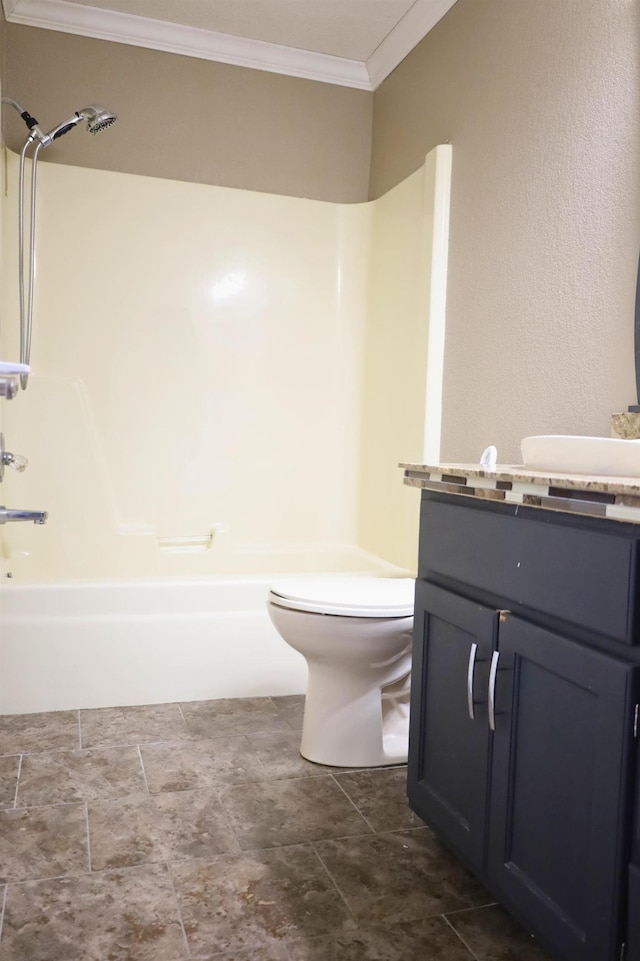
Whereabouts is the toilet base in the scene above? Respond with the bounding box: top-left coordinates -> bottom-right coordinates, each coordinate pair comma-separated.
299,655 -> 412,768
267,599 -> 413,768
301,725 -> 409,768
301,731 -> 409,768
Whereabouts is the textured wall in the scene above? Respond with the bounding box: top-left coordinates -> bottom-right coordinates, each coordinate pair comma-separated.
2,23 -> 372,202
4,1 -> 638,467
371,0 -> 640,462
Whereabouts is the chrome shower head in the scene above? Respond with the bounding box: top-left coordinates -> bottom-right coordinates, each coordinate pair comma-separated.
77,104 -> 117,134
2,97 -> 117,145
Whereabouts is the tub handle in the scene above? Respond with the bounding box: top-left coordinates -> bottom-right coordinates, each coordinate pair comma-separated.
0,433 -> 28,482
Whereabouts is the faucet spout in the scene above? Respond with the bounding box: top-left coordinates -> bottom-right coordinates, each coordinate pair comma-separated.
0,506 -> 47,524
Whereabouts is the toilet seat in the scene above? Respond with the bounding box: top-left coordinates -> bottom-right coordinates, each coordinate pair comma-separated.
268,576 -> 414,618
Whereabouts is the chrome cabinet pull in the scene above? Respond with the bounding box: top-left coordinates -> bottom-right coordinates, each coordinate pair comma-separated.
488,651 -> 500,731
467,642 -> 478,719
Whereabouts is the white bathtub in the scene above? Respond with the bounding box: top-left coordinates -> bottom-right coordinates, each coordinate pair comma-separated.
0,554 -> 409,714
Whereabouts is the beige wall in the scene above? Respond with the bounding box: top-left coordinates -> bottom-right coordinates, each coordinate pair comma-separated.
3,24 -> 372,202
372,0 -> 640,462
3,1 -> 638,469
0,13 -> 4,85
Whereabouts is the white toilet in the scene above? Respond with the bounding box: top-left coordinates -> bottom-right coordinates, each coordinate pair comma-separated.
267,576 -> 415,767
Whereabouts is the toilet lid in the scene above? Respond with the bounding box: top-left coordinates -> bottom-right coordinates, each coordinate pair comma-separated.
268,576 -> 415,617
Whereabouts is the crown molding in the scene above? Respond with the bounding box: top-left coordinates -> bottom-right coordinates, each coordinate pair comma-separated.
367,0 -> 457,88
2,0 -> 371,88
2,0 -> 458,91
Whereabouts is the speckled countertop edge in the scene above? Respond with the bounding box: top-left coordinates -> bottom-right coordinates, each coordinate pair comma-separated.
399,463 -> 640,497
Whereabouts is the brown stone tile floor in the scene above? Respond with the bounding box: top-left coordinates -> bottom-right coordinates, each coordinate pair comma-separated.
0,695 -> 555,960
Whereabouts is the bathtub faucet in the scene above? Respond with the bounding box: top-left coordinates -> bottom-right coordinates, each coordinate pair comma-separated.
0,506 -> 47,524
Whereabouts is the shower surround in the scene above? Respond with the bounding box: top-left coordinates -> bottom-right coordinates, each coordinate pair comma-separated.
0,146 -> 451,713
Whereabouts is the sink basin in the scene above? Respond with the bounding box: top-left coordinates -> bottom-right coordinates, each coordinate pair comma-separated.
521,435 -> 640,477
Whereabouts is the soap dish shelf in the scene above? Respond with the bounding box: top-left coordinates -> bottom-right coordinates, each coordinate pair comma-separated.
0,362 -> 30,400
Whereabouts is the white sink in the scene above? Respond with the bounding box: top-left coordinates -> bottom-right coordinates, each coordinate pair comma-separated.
521,435 -> 640,477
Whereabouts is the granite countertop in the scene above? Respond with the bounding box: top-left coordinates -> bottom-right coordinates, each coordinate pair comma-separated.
400,462 -> 640,524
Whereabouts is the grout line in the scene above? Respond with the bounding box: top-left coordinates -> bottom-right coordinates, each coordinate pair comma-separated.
3,866 -> 92,886
6,860 -> 176,887
72,730 -> 286,752
383,824 -> 431,836
60,736 -> 196,753
328,773 -> 377,834
3,741 -> 179,760
84,800 -> 92,873
280,937 -> 311,960
442,913 -> 482,960
251,748 -> 271,782
267,695 -> 305,734
249,770 -> 335,784
77,710 -> 82,750
442,902 -> 499,917
309,827 -> 375,844
165,861 -> 191,959
137,745 -> 151,794
5,799 -> 92,813
0,883 -> 6,944
310,841 -> 359,929
238,833 -> 369,856
0,748 -> 75,759
11,755 -> 22,809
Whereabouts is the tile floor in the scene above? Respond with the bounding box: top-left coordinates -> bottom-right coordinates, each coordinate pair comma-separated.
0,695 -> 555,960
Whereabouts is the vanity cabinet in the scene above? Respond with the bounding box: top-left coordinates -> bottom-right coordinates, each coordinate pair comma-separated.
408,490 -> 640,961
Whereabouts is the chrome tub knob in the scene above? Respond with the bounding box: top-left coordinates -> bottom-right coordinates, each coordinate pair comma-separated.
0,433 -> 28,482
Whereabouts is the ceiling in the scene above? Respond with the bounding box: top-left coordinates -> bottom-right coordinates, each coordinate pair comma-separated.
2,0 -> 458,89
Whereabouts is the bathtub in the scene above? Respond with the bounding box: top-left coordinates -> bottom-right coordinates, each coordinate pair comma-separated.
0,551 -> 409,715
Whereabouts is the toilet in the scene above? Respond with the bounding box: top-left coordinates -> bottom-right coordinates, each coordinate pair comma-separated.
267,576 -> 415,767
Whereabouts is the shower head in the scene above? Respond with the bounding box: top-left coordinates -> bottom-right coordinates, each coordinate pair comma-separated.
2,97 -> 117,146
77,104 -> 117,134
46,104 -> 117,142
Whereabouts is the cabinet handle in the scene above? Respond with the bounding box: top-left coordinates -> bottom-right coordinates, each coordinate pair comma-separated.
488,650 -> 500,731
467,642 -> 478,719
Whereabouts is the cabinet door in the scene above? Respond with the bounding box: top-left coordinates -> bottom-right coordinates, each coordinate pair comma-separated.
408,580 -> 498,873
488,614 -> 638,961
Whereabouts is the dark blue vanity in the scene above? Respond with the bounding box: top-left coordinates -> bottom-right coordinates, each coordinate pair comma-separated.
404,466 -> 640,961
